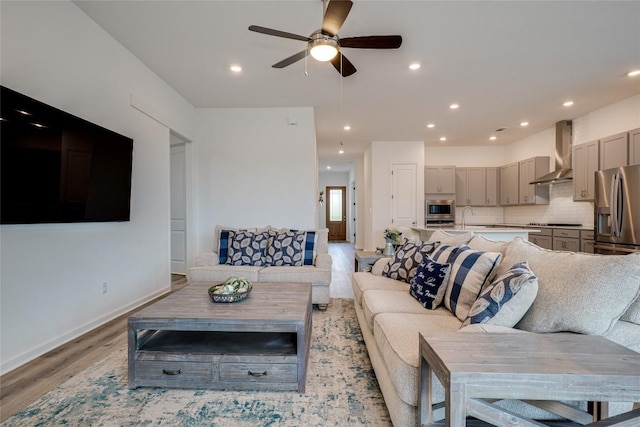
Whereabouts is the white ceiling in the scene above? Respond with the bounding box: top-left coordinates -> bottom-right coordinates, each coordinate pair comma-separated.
74,0 -> 640,172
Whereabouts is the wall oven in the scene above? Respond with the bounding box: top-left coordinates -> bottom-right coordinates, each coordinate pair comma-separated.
425,199 -> 455,226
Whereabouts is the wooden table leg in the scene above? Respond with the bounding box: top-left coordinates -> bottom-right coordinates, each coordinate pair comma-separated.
447,382 -> 467,427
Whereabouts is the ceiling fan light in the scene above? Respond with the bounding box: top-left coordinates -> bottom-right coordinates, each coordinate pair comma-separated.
310,43 -> 338,62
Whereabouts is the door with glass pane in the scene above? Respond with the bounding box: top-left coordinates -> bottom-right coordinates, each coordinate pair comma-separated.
326,186 -> 347,241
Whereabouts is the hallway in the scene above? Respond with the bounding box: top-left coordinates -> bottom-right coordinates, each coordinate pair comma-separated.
328,242 -> 356,299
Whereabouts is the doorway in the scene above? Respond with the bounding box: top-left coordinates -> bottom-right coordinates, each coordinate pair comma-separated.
170,135 -> 188,274
326,186 -> 347,241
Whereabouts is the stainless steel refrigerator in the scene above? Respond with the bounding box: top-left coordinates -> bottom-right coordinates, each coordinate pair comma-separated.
594,164 -> 640,255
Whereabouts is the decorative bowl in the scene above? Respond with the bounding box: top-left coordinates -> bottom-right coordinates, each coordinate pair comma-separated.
208,276 -> 253,303
208,285 -> 251,303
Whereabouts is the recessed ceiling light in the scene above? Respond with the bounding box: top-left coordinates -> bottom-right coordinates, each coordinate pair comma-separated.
439,137 -> 447,141
338,149 -> 344,154
409,63 -> 421,70
426,123 -> 435,129
343,125 -> 351,131
326,165 -> 332,170
520,121 -> 529,127
489,136 -> 497,141
16,109 -> 31,116
627,70 -> 640,77
31,122 -> 45,128
449,104 -> 459,110
563,101 -> 574,107
230,65 -> 242,72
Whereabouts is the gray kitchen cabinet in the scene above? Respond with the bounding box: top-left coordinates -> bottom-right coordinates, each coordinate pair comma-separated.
485,167 -> 498,206
580,229 -> 595,253
425,166 -> 455,194
499,163 -> 519,206
553,228 -> 580,252
529,227 -> 552,249
455,167 -> 485,206
630,127 -> 640,166
573,140 -> 599,201
599,132 -> 629,170
518,157 -> 550,205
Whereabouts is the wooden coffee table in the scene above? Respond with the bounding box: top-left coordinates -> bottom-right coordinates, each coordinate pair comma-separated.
418,332 -> 640,427
128,282 -> 312,392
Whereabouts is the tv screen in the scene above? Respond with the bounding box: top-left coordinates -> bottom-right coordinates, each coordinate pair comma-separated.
1,86 -> 133,224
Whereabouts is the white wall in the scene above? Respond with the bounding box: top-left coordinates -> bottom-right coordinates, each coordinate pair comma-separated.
0,1 -> 195,374
354,158 -> 365,248
193,108 -> 317,253
573,94 -> 640,145
369,141 -> 425,251
426,146 -> 506,167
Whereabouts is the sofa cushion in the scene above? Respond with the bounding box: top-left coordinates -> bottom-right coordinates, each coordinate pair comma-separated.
602,320 -> 640,353
427,229 -> 472,246
373,312 -> 462,406
187,264 -> 261,283
431,245 -> 502,321
362,290 -> 452,332
382,240 -> 438,283
258,265 -> 331,285
409,257 -> 451,309
501,237 -> 640,335
621,297 -> 640,325
461,262 -> 538,328
265,230 -> 306,266
225,230 -> 269,266
467,234 -> 510,255
352,273 -> 409,307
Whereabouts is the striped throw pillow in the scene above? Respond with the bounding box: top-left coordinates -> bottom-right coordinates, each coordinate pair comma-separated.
431,245 -> 502,321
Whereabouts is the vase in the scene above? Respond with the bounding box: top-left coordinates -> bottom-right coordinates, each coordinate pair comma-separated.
383,237 -> 396,256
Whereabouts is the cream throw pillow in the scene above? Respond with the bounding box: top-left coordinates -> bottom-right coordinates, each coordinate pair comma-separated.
500,238 -> 640,335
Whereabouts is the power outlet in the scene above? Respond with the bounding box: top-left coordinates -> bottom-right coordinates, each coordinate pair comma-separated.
102,282 -> 108,294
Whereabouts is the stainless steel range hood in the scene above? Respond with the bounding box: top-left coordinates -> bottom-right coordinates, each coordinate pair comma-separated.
530,120 -> 573,185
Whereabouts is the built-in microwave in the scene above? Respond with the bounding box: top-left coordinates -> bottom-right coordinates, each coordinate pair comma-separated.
425,199 -> 455,224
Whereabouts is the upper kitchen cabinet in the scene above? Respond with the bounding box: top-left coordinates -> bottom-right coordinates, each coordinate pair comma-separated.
630,127 -> 640,165
455,167 -> 486,206
425,166 -> 455,194
519,156 -> 550,205
499,163 -> 519,206
573,140 -> 599,201
599,132 -> 629,170
485,167 -> 499,206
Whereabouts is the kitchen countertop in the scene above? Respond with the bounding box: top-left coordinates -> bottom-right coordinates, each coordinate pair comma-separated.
414,226 -> 541,233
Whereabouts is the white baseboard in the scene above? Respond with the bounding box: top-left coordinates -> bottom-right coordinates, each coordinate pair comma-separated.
0,287 -> 171,375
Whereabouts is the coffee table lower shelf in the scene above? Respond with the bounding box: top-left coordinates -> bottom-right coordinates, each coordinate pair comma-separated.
130,330 -> 302,391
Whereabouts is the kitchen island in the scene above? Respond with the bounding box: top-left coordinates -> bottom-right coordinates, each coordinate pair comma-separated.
412,226 -> 539,242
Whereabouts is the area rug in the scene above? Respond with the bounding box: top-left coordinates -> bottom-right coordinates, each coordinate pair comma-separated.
2,299 -> 391,426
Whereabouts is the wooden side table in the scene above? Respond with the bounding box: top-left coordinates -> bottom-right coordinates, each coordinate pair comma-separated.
354,250 -> 385,272
418,332 -> 640,427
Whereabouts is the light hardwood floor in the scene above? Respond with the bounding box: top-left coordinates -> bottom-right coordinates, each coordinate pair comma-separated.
0,242 -> 357,422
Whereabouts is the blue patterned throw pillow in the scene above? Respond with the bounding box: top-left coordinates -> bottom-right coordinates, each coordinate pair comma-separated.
409,257 -> 451,309
431,245 -> 502,321
461,262 -> 538,328
265,230 -> 306,266
382,239 -> 439,283
225,231 -> 269,266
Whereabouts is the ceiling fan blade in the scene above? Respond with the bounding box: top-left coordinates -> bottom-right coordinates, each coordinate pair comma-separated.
340,35 -> 403,49
248,25 -> 310,42
322,0 -> 353,36
272,50 -> 309,68
330,52 -> 357,77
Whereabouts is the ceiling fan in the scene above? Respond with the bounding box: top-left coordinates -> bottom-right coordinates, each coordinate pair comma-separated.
248,0 -> 402,77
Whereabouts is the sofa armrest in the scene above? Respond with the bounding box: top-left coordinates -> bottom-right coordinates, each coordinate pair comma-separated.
195,252 -> 220,267
315,253 -> 332,269
371,257 -> 391,276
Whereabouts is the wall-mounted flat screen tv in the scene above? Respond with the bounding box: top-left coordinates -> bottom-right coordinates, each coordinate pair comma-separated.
1,86 -> 133,224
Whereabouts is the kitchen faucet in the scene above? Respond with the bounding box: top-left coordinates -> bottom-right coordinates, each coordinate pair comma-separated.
461,206 -> 474,229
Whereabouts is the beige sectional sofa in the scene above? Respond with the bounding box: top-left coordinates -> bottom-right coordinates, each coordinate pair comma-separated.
188,226 -> 332,309
352,231 -> 640,426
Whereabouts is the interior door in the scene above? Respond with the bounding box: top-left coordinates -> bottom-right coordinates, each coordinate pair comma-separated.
391,163 -> 417,226
170,144 -> 187,274
326,186 -> 347,241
